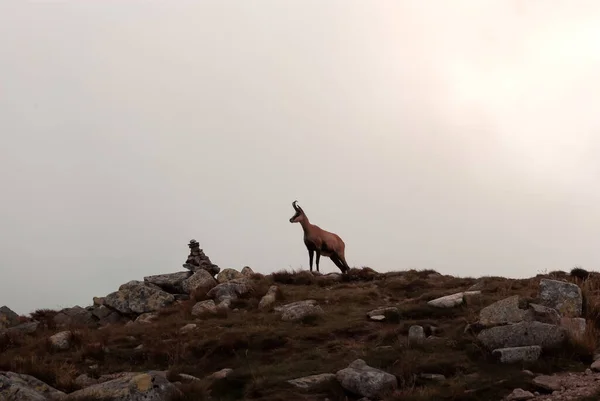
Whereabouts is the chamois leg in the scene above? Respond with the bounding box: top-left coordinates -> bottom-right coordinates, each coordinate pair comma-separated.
308,249 -> 314,272
315,252 -> 321,273
339,254 -> 351,274
330,254 -> 346,274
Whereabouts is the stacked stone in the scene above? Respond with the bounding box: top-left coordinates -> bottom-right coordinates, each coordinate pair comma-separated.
183,239 -> 220,276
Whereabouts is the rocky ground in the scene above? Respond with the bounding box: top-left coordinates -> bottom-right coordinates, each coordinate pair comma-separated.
2,241 -> 600,401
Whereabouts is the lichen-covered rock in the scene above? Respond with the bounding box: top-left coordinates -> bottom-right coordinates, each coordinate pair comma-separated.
143,271 -> 192,294
182,269 -> 217,295
49,330 -> 73,350
492,346 -> 542,363
0,306 -> 19,329
560,317 -> 586,338
274,300 -> 324,321
53,306 -> 96,327
191,300 -> 218,316
66,371 -> 181,400
104,282 -> 175,314
217,268 -> 244,283
135,313 -> 159,324
477,321 -> 566,350
408,325 -> 425,345
336,359 -> 397,398
427,291 -> 480,308
527,303 -> 561,325
532,375 -> 562,391
206,279 -> 251,304
241,266 -> 254,276
0,371 -> 66,400
258,285 -> 280,310
506,388 -> 535,400
2,321 -> 39,335
366,307 -> 400,321
479,296 -> 529,326
287,373 -> 337,392
539,278 -> 582,317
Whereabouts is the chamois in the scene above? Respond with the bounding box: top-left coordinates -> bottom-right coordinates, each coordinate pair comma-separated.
289,200 -> 351,274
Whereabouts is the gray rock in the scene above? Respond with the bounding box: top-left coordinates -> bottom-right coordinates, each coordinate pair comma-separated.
366,307 -> 400,321
206,368 -> 233,380
506,388 -> 535,400
53,306 -> 96,327
477,321 -> 567,350
479,296 -> 529,326
93,297 -> 105,306
539,278 -> 582,317
468,280 -> 486,291
143,271 -> 192,294
206,279 -> 251,304
408,325 -> 425,345
527,303 -> 561,325
492,346 -> 542,363
532,375 -> 562,391
0,306 -> 20,329
135,313 -> 158,324
427,291 -> 481,308
74,373 -> 98,388
258,285 -> 280,310
91,305 -> 114,320
0,371 -> 66,401
591,360 -> 600,371
3,321 -> 39,335
287,373 -> 337,392
180,324 -> 197,334
66,371 -> 181,400
419,373 -> 445,382
274,300 -> 324,322
49,330 -> 73,350
104,282 -> 175,314
181,269 -> 218,295
217,268 -> 243,283
191,300 -> 218,316
336,359 -> 398,398
241,266 -> 254,276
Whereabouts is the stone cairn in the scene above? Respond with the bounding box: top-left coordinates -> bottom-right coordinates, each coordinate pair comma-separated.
183,239 -> 220,276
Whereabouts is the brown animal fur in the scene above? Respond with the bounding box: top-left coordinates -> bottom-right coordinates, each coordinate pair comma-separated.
289,200 -> 350,274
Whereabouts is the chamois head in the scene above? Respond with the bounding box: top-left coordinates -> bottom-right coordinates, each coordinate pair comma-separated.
289,200 -> 306,223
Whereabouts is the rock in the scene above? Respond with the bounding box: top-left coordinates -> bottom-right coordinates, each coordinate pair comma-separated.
427,291 -> 481,308
104,282 -> 175,314
527,303 -> 561,325
53,306 -> 96,327
135,313 -> 159,324
206,279 -> 251,304
419,373 -> 445,382
3,321 -> 39,335
479,296 -> 529,326
181,269 -> 218,295
143,271 -> 192,294
590,360 -> 600,372
258,285 -> 280,310
207,368 -> 234,380
477,321 -> 567,350
506,388 -> 535,400
74,373 -> 98,388
217,268 -> 244,283
49,330 -> 73,350
287,373 -> 337,392
93,297 -> 105,306
532,375 -> 562,391
336,359 -> 398,399
180,323 -> 197,334
366,307 -> 400,321
98,311 -> 122,326
183,239 -> 220,276
539,278 -> 582,317
492,346 -> 542,363
191,300 -> 218,316
408,325 -> 425,345
241,266 -> 254,276
560,317 -> 586,338
0,306 -> 20,329
66,371 -> 181,400
274,300 -> 324,322
92,305 -> 114,320
468,279 -> 486,291
0,371 -> 67,401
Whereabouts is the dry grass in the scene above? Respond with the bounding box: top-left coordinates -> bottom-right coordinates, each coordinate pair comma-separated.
2,267 -> 600,400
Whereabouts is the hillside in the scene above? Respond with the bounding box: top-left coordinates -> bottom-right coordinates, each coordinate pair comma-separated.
1,242 -> 600,401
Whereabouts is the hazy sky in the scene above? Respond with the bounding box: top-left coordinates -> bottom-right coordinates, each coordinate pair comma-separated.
3,1 -> 600,315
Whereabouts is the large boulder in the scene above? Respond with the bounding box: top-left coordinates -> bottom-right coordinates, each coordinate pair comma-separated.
0,371 -> 66,401
477,321 -> 567,350
274,300 -> 324,322
539,279 -> 582,317
479,296 -> 529,326
49,330 -> 74,351
206,279 -> 251,304
104,282 -> 175,314
336,359 -> 397,398
66,371 -> 181,400
53,306 -> 96,327
182,269 -> 218,295
143,271 -> 192,294
0,306 -> 20,329
217,268 -> 243,283
191,300 -> 218,316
